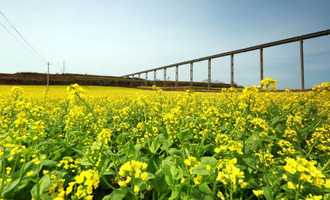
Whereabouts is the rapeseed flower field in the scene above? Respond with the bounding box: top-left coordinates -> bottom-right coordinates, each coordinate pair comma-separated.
0,79 -> 329,200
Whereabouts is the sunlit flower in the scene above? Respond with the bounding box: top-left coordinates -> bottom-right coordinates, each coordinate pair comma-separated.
252,190 -> 264,197
27,170 -> 34,176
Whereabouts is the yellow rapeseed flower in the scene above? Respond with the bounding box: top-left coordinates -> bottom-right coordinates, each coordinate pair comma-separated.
252,190 -> 264,197
141,172 -> 148,181
27,170 -> 33,176
287,181 -> 296,190
134,185 -> 140,194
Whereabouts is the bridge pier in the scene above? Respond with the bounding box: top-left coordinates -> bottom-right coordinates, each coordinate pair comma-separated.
208,59 -> 211,91
153,70 -> 156,86
260,48 -> 263,82
190,62 -> 193,87
163,68 -> 167,87
300,39 -> 304,90
231,54 -> 234,87
175,65 -> 178,87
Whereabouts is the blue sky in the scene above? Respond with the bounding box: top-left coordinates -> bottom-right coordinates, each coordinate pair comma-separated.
0,0 -> 329,89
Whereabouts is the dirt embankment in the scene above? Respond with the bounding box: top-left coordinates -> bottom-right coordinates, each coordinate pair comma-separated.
0,72 -> 236,89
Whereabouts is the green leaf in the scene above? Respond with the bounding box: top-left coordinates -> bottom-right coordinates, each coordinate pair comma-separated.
262,186 -> 273,200
102,169 -> 116,176
42,159 -> 57,167
198,182 -> 212,195
68,146 -> 83,157
35,141 -> 54,148
147,154 -> 161,173
160,138 -> 172,152
2,178 -> 20,197
150,134 -> 165,153
168,148 -> 183,159
31,175 -> 51,198
17,160 -> 38,179
40,194 -> 53,200
177,128 -> 192,141
271,116 -> 285,127
192,164 -> 212,176
201,157 -> 218,168
246,178 -> 258,189
245,133 -> 259,154
105,150 -> 120,162
14,178 -> 30,193
80,157 -> 93,166
40,175 -> 51,194
102,188 -> 127,200
162,160 -> 175,188
51,152 -> 62,161
170,165 -> 182,181
169,185 -> 181,200
153,169 -> 168,195
243,157 -> 256,169
115,133 -> 128,144
203,144 -> 215,153
146,172 -> 155,180
127,144 -> 141,160
99,156 -> 111,175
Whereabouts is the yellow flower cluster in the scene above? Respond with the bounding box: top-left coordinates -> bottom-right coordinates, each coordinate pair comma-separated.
284,157 -> 329,189
57,156 -> 80,172
216,158 -> 246,190
250,117 -> 274,136
252,189 -> 264,197
66,169 -> 100,199
66,83 -> 85,101
259,77 -> 277,91
214,140 -> 243,155
183,156 -> 205,185
117,160 -> 148,192
282,127 -> 297,142
305,193 -> 323,200
184,156 -> 201,174
278,140 -> 296,155
306,125 -> 330,154
97,128 -> 112,145
312,82 -> 330,91
255,149 -> 274,166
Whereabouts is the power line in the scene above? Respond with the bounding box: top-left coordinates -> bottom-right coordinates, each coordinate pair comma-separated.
0,21 -> 45,62
0,9 -> 48,63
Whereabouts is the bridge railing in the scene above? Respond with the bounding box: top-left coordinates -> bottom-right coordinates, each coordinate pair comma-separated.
122,29 -> 330,90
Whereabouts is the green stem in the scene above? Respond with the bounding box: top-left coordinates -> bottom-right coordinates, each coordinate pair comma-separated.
197,135 -> 206,157
152,189 -> 156,200
0,147 -> 6,197
305,138 -> 319,158
72,88 -> 100,130
321,159 -> 330,172
212,182 -> 218,198
230,181 -> 234,200
295,180 -> 301,200
18,159 -> 26,180
36,163 -> 40,200
226,107 -> 248,144
11,156 -> 20,176
262,152 -> 273,200
102,176 -> 116,190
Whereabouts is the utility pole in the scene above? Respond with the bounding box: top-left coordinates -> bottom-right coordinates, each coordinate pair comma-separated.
47,62 -> 50,91
63,61 -> 65,74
